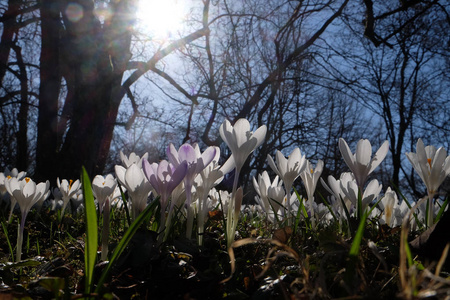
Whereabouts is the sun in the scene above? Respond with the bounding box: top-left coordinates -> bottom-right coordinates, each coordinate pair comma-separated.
136,0 -> 186,40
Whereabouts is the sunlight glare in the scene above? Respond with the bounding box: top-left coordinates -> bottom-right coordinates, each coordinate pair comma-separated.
136,0 -> 186,40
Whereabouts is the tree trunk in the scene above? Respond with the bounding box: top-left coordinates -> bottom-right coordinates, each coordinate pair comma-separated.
13,44 -> 28,171
35,0 -> 62,182
56,0 -> 136,179
0,0 -> 20,84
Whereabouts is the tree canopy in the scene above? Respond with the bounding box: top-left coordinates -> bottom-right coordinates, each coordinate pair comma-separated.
0,0 -> 448,194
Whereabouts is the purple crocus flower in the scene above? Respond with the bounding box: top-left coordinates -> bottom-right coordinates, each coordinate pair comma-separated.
166,143 -> 216,239
143,159 -> 187,243
142,159 -> 187,206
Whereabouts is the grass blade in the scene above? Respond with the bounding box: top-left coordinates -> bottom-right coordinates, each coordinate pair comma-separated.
349,210 -> 368,257
1,218 -> 14,262
345,210 -> 369,286
81,167 -> 98,295
117,182 -> 132,227
318,191 -> 338,223
339,196 -> 353,234
435,195 -> 449,223
293,188 -> 311,230
95,198 -> 159,294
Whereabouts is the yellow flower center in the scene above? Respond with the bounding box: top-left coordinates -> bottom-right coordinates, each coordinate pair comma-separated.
310,168 -> 314,174
7,175 -> 11,179
427,158 -> 432,168
25,177 -> 31,183
69,179 -> 73,188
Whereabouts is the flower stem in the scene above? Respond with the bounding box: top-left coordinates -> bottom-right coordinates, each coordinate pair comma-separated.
163,205 -> 174,242
16,211 -> 27,262
8,198 -> 16,223
157,197 -> 168,246
197,191 -> 209,246
427,192 -> 435,228
227,167 -> 240,249
285,183 -> 292,226
185,183 -> 194,239
101,200 -> 110,261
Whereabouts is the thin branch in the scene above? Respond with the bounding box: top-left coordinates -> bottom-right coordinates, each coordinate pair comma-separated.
119,27 -> 210,105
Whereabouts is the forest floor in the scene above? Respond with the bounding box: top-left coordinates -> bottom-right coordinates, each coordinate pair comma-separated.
0,207 -> 449,299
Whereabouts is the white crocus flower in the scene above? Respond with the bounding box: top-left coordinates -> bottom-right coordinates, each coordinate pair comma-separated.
92,174 -> 118,261
315,202 -> 333,225
406,139 -> 450,227
219,118 -> 267,175
406,139 -> 450,195
341,178 -> 382,216
267,148 -> 307,223
267,183 -> 286,223
115,164 -> 152,220
209,188 -> 231,213
321,172 -> 355,223
5,177 -> 49,261
195,147 -> 233,245
378,187 -> 399,227
219,118 -> 266,248
0,172 -> 7,196
321,172 -> 354,212
120,151 -> 149,168
0,167 -> 26,195
92,174 -> 117,214
6,177 -> 50,219
1,168 -> 27,222
57,178 -> 81,218
3,167 -> 27,182
253,171 -> 284,221
300,160 -> 324,229
339,138 -> 389,191
110,185 -> 126,209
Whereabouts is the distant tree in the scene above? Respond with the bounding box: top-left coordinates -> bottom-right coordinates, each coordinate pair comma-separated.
319,0 -> 450,192
34,0 -> 208,181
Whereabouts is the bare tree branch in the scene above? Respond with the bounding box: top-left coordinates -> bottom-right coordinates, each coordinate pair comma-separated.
119,27 -> 210,105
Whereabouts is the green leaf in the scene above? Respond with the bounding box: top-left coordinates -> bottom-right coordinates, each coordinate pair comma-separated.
357,188 -> 363,221
293,188 -> 311,230
435,196 -> 449,223
39,277 -> 65,298
404,233 -> 414,267
349,210 -> 368,258
95,198 -> 159,294
1,219 -> 14,262
345,210 -> 369,286
1,258 -> 42,271
117,182 -> 132,227
293,196 -> 303,237
81,166 -> 98,295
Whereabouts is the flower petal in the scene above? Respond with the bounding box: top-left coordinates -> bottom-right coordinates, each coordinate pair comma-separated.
166,143 -> 180,166
233,118 -> 251,147
199,146 -> 217,172
267,154 -> 280,178
369,140 -> 389,174
168,161 -> 188,193
178,144 -> 197,165
339,138 -> 355,171
356,139 -> 372,167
